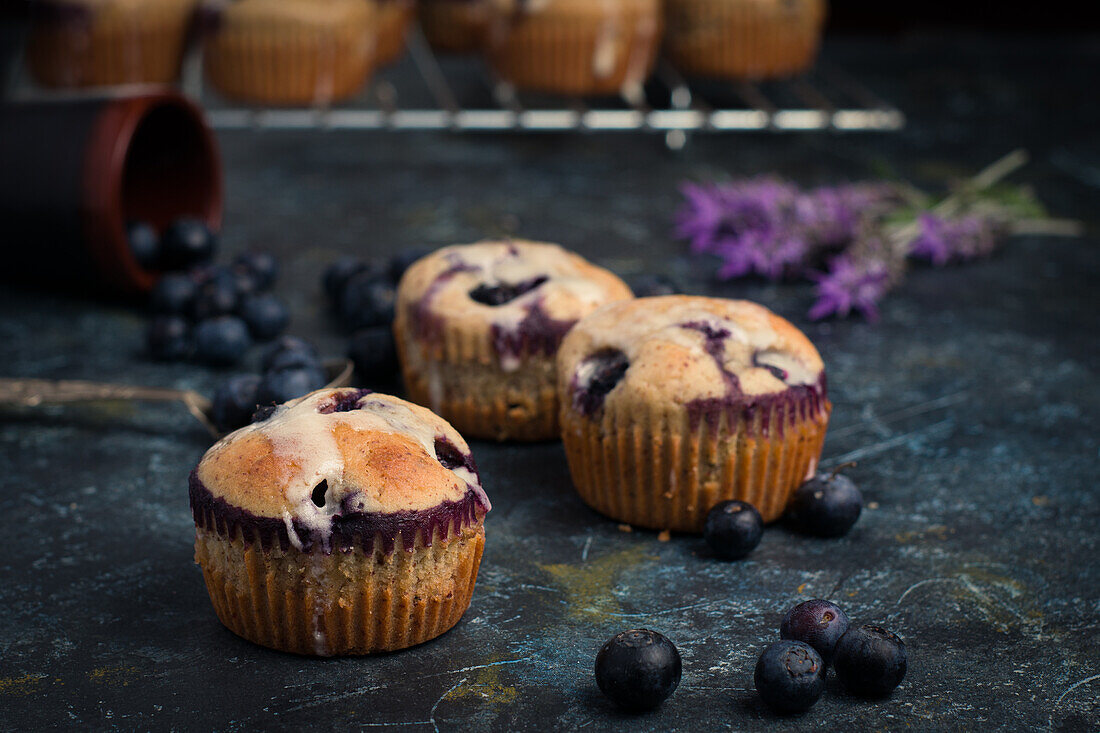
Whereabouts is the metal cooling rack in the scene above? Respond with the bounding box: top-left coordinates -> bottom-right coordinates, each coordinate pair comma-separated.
190,26 -> 904,148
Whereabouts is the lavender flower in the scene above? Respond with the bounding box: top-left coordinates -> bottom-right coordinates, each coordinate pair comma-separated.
808,253 -> 892,322
909,213 -> 1001,265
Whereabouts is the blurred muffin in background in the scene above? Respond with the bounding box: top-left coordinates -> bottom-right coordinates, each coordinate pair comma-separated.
486,0 -> 662,97
370,0 -> 415,65
418,0 -> 491,53
26,0 -> 199,88
202,0 -> 377,106
664,0 -> 826,80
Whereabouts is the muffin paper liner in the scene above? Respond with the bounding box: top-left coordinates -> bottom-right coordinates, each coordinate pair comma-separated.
196,526 -> 484,655
27,1 -> 196,87
204,11 -> 376,105
419,0 -> 491,53
561,391 -> 830,531
487,3 -> 662,96
373,0 -> 415,65
664,0 -> 826,80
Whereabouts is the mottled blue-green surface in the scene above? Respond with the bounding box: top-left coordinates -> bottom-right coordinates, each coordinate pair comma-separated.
2,35 -> 1099,731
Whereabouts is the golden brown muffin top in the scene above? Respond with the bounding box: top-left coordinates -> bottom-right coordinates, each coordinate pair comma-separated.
557,295 -> 825,417
397,240 -> 633,370
195,389 -> 488,526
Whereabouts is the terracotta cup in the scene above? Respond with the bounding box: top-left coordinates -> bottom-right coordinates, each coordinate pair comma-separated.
0,89 -> 222,297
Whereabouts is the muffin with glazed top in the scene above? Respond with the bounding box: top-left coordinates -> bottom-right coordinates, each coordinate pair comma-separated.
190,388 -> 490,655
26,0 -> 199,88
664,0 -> 827,80
486,0 -> 662,96
557,296 -> 829,532
202,0 -> 377,105
394,240 -> 633,441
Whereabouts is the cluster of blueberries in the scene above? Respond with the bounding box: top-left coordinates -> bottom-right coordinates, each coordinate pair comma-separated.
595,599 -> 906,715
595,469 -> 902,715
703,469 -> 864,560
209,336 -> 328,433
320,248 -> 431,384
141,219 -> 289,366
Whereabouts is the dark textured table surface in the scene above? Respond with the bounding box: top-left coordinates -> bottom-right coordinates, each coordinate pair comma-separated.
2,34 -> 1099,731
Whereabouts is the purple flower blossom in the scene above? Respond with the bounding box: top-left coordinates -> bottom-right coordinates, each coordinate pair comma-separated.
808,253 -> 892,322
909,213 -> 1000,265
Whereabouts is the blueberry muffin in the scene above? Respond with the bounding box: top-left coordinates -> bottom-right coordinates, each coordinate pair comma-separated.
486,0 -> 662,96
190,388 -> 490,655
419,0 -> 491,53
557,296 -> 829,532
202,0 -> 377,105
394,240 -> 633,441
664,0 -> 826,80
26,0 -> 199,88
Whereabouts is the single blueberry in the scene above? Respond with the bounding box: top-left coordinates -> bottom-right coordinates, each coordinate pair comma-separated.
239,294 -> 290,341
211,375 -> 262,433
786,472 -> 864,538
193,316 -> 251,367
595,629 -> 682,712
149,273 -> 196,315
260,336 -> 320,373
468,276 -> 548,306
161,218 -> 216,270
703,500 -> 763,560
629,273 -> 680,298
833,625 -> 907,698
387,247 -> 434,284
256,365 -> 327,406
190,276 -> 240,321
347,327 -> 398,383
233,251 -> 278,291
251,404 -> 277,423
754,640 -> 826,714
573,349 -> 629,417
146,316 -> 192,361
340,272 -> 395,331
322,256 -> 370,302
780,599 -> 850,663
127,221 -> 160,269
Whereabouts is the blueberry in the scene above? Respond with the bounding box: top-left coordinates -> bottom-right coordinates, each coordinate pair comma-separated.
128,221 -> 160,269
629,273 -> 680,298
161,218 -> 216,270
833,625 -> 907,697
251,404 -> 277,423
573,349 -> 629,417
388,247 -> 433,284
149,273 -> 196,315
780,599 -> 850,663
595,629 -> 682,712
340,272 -> 395,331
468,276 -> 548,306
193,316 -> 251,366
190,277 -> 239,321
260,336 -> 320,372
256,365 -> 326,406
239,294 -> 290,341
347,327 -> 398,383
786,472 -> 863,538
754,640 -> 826,714
146,316 -> 191,361
703,500 -> 763,560
211,374 -> 262,433
322,256 -> 370,302
233,251 -> 278,291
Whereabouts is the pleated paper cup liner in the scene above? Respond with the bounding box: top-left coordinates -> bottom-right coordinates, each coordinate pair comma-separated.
561,395 -> 830,532
194,525 -> 484,656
